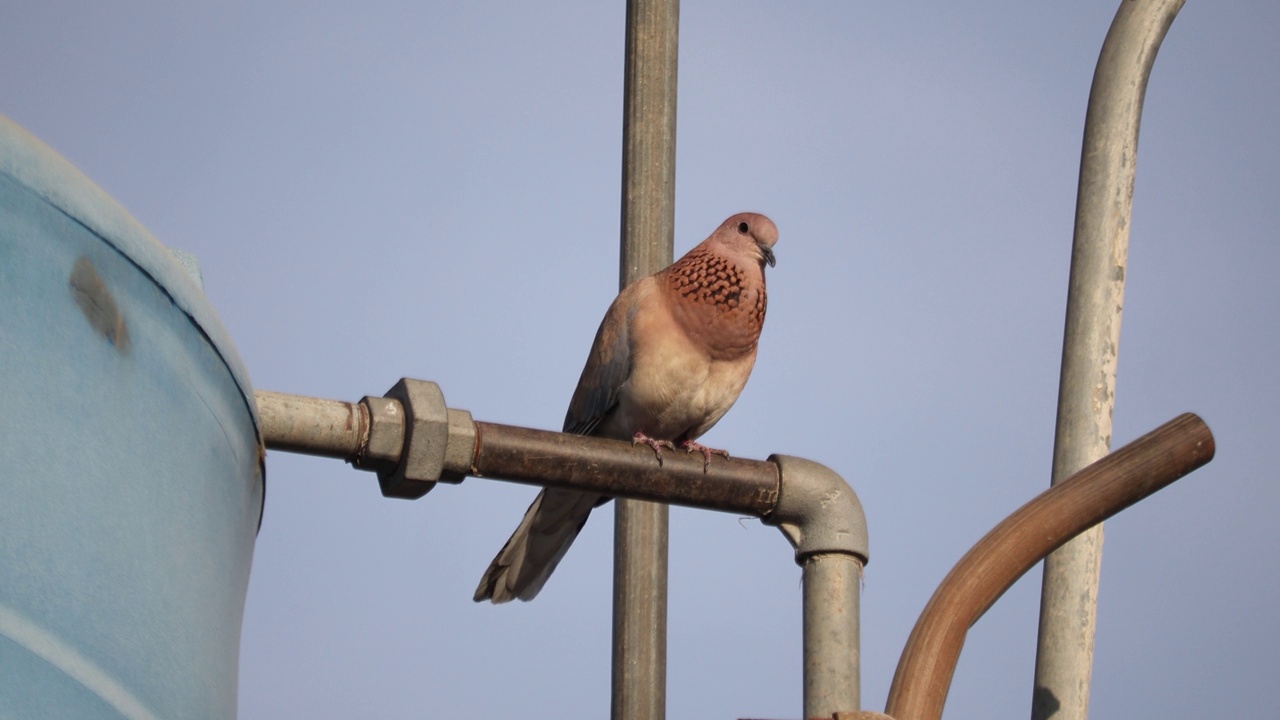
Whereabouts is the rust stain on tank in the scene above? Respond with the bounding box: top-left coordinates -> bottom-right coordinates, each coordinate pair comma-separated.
69,256 -> 130,353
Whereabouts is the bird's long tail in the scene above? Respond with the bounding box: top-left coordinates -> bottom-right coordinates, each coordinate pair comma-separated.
473,488 -> 603,603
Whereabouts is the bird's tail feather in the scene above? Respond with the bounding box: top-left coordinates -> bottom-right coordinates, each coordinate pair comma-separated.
473,488 -> 602,603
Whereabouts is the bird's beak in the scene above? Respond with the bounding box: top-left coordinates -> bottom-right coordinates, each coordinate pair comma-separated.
759,243 -> 776,268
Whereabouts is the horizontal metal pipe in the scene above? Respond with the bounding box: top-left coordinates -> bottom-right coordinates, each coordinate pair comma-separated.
255,389 -> 781,517
257,382 -> 866,719
885,413 -> 1215,720
254,390 -> 366,460
469,421 -> 779,516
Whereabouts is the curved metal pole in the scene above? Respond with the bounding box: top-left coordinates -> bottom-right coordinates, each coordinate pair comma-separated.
1035,3 -> 1184,719
615,2 -> 679,719
886,414 -> 1214,720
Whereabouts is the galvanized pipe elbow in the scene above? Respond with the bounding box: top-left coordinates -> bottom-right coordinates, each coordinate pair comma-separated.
764,454 -> 868,566
764,454 -> 868,718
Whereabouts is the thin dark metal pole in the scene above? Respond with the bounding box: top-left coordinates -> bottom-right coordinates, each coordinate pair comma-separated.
614,2 -> 678,719
1033,3 -> 1184,719
619,0 -> 678,288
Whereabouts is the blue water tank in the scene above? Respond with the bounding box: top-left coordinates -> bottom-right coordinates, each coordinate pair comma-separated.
0,115 -> 263,719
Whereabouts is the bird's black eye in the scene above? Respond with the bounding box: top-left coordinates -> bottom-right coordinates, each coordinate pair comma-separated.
737,222 -> 749,234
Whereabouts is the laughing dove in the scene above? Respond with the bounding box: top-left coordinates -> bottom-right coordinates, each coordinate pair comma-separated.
473,212 -> 778,603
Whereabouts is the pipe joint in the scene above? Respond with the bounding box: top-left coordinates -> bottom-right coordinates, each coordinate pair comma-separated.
359,378 -> 476,499
357,396 -> 403,474
764,454 -> 868,566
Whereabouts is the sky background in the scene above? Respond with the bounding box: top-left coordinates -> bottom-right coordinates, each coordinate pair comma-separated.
4,1 -> 1278,718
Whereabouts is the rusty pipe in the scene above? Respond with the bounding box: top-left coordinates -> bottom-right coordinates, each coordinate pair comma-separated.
469,421 -> 777,515
253,387 -> 779,516
885,413 -> 1214,720
256,381 -> 865,717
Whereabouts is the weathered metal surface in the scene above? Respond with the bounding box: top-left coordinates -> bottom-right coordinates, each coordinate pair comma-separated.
378,378 -> 449,499
257,383 -> 880,720
887,413 -> 1214,720
615,1 -> 681,718
470,421 -> 778,515
802,554 -> 864,719
1036,3 -> 1186,718
256,390 -> 368,459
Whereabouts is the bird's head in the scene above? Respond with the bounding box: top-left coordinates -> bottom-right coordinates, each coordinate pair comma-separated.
715,212 -> 777,269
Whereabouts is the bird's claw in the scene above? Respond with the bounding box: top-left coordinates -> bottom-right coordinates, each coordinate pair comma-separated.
633,432 -> 676,466
681,440 -> 730,473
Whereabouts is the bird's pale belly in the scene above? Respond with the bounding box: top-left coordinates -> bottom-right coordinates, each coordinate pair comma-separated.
607,341 -> 755,442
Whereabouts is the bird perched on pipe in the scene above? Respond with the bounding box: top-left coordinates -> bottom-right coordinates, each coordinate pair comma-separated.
474,212 -> 778,603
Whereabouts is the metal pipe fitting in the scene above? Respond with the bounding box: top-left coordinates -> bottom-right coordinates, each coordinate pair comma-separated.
254,381 -> 866,718
252,384 -> 778,512
765,455 -> 869,564
764,455 -> 869,719
252,382 -> 475,498
887,413 -> 1214,720
358,396 -> 407,473
375,379 -> 469,498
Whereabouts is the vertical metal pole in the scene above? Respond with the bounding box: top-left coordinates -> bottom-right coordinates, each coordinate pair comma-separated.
614,2 -> 678,720
1032,3 -> 1184,720
803,554 -> 862,719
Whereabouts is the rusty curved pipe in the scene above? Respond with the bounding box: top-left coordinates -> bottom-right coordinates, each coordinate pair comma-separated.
885,413 -> 1214,720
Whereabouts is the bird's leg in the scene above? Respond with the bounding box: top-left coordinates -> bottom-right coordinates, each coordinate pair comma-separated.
680,440 -> 730,473
632,431 -> 676,466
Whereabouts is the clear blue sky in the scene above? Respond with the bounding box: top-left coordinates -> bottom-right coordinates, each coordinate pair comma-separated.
4,2 -> 1278,717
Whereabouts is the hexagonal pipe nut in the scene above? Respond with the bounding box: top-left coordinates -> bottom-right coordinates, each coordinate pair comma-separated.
378,378 -> 450,499
441,407 -> 476,482
358,395 -> 405,474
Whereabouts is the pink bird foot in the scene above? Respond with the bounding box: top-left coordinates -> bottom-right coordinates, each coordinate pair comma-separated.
633,431 -> 676,466
681,440 -> 730,472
